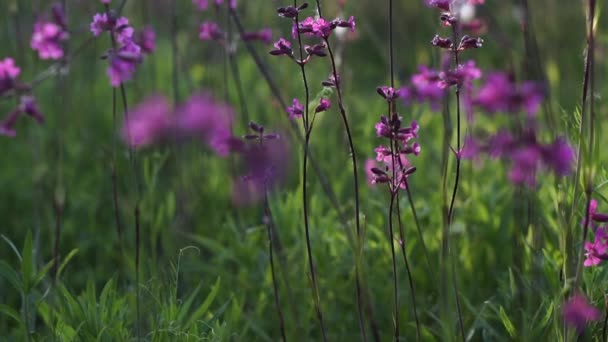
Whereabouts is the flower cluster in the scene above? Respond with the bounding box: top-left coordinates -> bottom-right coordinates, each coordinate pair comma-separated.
31,3 -> 69,60
0,58 -> 44,137
367,88 -> 420,193
461,129 -> 574,187
90,6 -> 155,86
121,92 -> 234,156
562,293 -> 600,333
581,200 -> 608,267
270,5 -> 354,66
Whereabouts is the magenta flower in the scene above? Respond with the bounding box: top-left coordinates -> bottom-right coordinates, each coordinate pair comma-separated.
286,98 -> 304,120
315,98 -> 331,113
101,0 -> 111,4
135,26 -> 156,54
121,95 -> 172,148
298,17 -> 334,38
1,96 -> 45,137
107,42 -> 142,87
269,38 -> 293,56
193,0 -> 209,10
474,72 -> 544,117
232,129 -> 290,206
31,21 -> 69,60
90,14 -> 134,45
175,92 -> 234,156
0,110 -> 20,137
242,28 -> 273,44
0,57 -> 20,94
562,294 -> 601,333
199,22 -> 224,41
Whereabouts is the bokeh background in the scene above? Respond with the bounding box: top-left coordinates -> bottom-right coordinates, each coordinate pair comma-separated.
1,0 -> 607,340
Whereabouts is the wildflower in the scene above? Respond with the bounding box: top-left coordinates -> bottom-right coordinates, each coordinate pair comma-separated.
269,38 -> 293,56
298,17 -> 334,38
106,41 -> 142,87
31,5 -> 69,60
193,0 -> 209,10
135,26 -> 156,54
473,72 -> 544,117
562,294 -> 601,333
376,86 -> 399,101
121,95 -> 172,148
175,92 -> 234,156
286,98 -> 304,120
199,22 -> 224,41
314,98 -> 331,113
305,42 -> 327,57
0,110 -> 20,137
232,130 -> 290,205
0,57 -> 20,94
242,28 -> 273,44
31,21 -> 69,60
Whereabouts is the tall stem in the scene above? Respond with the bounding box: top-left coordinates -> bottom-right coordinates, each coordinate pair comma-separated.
445,24 -> 465,341
264,191 -> 288,342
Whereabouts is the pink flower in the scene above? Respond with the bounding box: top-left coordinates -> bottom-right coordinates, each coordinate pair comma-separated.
584,227 -> 608,267
107,41 -> 142,87
562,294 -> 601,333
314,98 -> 331,113
193,0 -> 209,10
0,110 -> 20,137
31,21 -> 69,60
0,57 -> 21,80
135,26 -> 156,54
175,92 -> 234,156
286,98 -> 303,120
121,95 -> 172,148
199,22 -> 224,41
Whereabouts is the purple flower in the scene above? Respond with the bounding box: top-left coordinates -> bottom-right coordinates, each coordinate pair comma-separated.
426,0 -> 451,11
334,16 -> 356,32
298,17 -> 334,38
199,22 -> 224,41
0,57 -> 20,80
287,98 -> 304,120
107,41 -> 142,87
269,38 -> 293,56
474,72 -> 544,117
19,96 -> 44,123
121,95 -> 172,148
232,133 -> 290,205
0,57 -> 20,94
0,110 -> 20,137
31,21 -> 69,60
315,98 -> 331,113
175,92 -> 234,156
90,14 -> 134,46
242,28 -> 273,44
377,86 -> 399,101
193,0 -> 209,10
101,0 -> 111,4
562,294 -> 601,333
409,65 -> 446,108
135,26 -> 156,54
541,138 -> 575,177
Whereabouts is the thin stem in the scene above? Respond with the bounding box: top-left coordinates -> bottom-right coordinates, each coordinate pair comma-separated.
388,190 -> 400,341
395,193 -> 421,341
170,0 -> 180,104
264,191 -> 288,342
445,24 -> 465,341
324,37 -> 367,341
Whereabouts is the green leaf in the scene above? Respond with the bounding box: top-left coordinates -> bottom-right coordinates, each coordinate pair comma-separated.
186,277 -> 220,328
0,260 -> 22,292
177,283 -> 202,324
33,258 -> 55,288
0,304 -> 23,325
498,306 -> 517,338
1,234 -> 22,262
57,248 -> 79,278
21,231 -> 33,292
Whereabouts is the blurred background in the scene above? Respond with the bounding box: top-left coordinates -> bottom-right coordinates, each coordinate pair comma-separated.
1,0 -> 607,340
